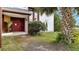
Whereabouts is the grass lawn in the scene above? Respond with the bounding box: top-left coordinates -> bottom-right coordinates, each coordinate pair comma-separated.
33,32 -> 60,43
0,32 -> 79,51
0,32 -> 60,51
0,37 -> 24,51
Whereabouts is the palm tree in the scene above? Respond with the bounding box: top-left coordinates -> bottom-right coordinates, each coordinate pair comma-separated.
0,8 -> 2,48
60,7 -> 74,44
28,7 -> 35,21
32,7 -> 75,44
28,7 -> 40,21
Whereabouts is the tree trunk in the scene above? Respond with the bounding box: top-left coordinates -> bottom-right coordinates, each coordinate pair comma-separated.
60,7 -> 74,44
37,11 -> 39,21
33,11 -> 35,21
0,8 -> 2,48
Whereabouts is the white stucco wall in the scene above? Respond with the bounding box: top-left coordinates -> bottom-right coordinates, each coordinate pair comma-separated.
39,13 -> 54,32
25,18 -> 28,34
29,13 -> 54,32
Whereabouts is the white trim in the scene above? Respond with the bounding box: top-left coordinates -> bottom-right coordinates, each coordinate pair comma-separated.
3,12 -> 28,18
2,32 -> 27,36
2,7 -> 31,14
25,19 -> 28,34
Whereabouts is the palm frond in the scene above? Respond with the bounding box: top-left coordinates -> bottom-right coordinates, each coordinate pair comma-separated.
31,7 -> 57,16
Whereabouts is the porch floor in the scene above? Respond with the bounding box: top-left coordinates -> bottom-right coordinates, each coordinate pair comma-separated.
2,32 -> 27,36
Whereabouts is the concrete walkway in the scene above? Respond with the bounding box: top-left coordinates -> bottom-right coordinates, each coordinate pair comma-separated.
19,36 -> 67,51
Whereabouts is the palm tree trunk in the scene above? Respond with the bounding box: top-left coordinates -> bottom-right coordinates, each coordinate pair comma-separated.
60,7 -> 74,44
33,11 -> 35,21
37,11 -> 39,21
0,8 -> 2,48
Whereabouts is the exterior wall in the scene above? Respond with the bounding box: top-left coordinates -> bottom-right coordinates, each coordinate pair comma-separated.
0,8 -> 2,47
29,11 -> 34,21
4,15 -> 11,22
2,15 -> 10,33
2,7 -> 31,36
29,12 -> 54,32
25,18 -> 28,34
40,13 -> 54,32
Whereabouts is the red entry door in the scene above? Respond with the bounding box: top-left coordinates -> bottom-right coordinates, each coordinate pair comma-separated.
11,18 -> 25,32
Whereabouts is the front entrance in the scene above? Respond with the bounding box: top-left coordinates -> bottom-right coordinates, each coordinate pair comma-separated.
11,17 -> 25,32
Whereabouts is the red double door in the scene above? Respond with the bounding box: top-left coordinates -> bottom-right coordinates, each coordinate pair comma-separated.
11,18 -> 25,32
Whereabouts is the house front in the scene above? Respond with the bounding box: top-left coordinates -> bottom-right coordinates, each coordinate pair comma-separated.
1,7 -> 54,36
2,7 -> 31,36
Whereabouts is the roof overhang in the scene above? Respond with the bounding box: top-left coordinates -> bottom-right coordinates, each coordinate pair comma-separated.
2,12 -> 28,18
2,7 -> 31,15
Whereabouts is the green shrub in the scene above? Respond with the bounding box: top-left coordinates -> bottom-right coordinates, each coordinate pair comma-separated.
54,11 -> 61,32
55,30 -> 79,44
55,33 -> 66,44
72,30 -> 79,44
55,32 -> 74,44
28,21 -> 47,35
67,30 -> 79,50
